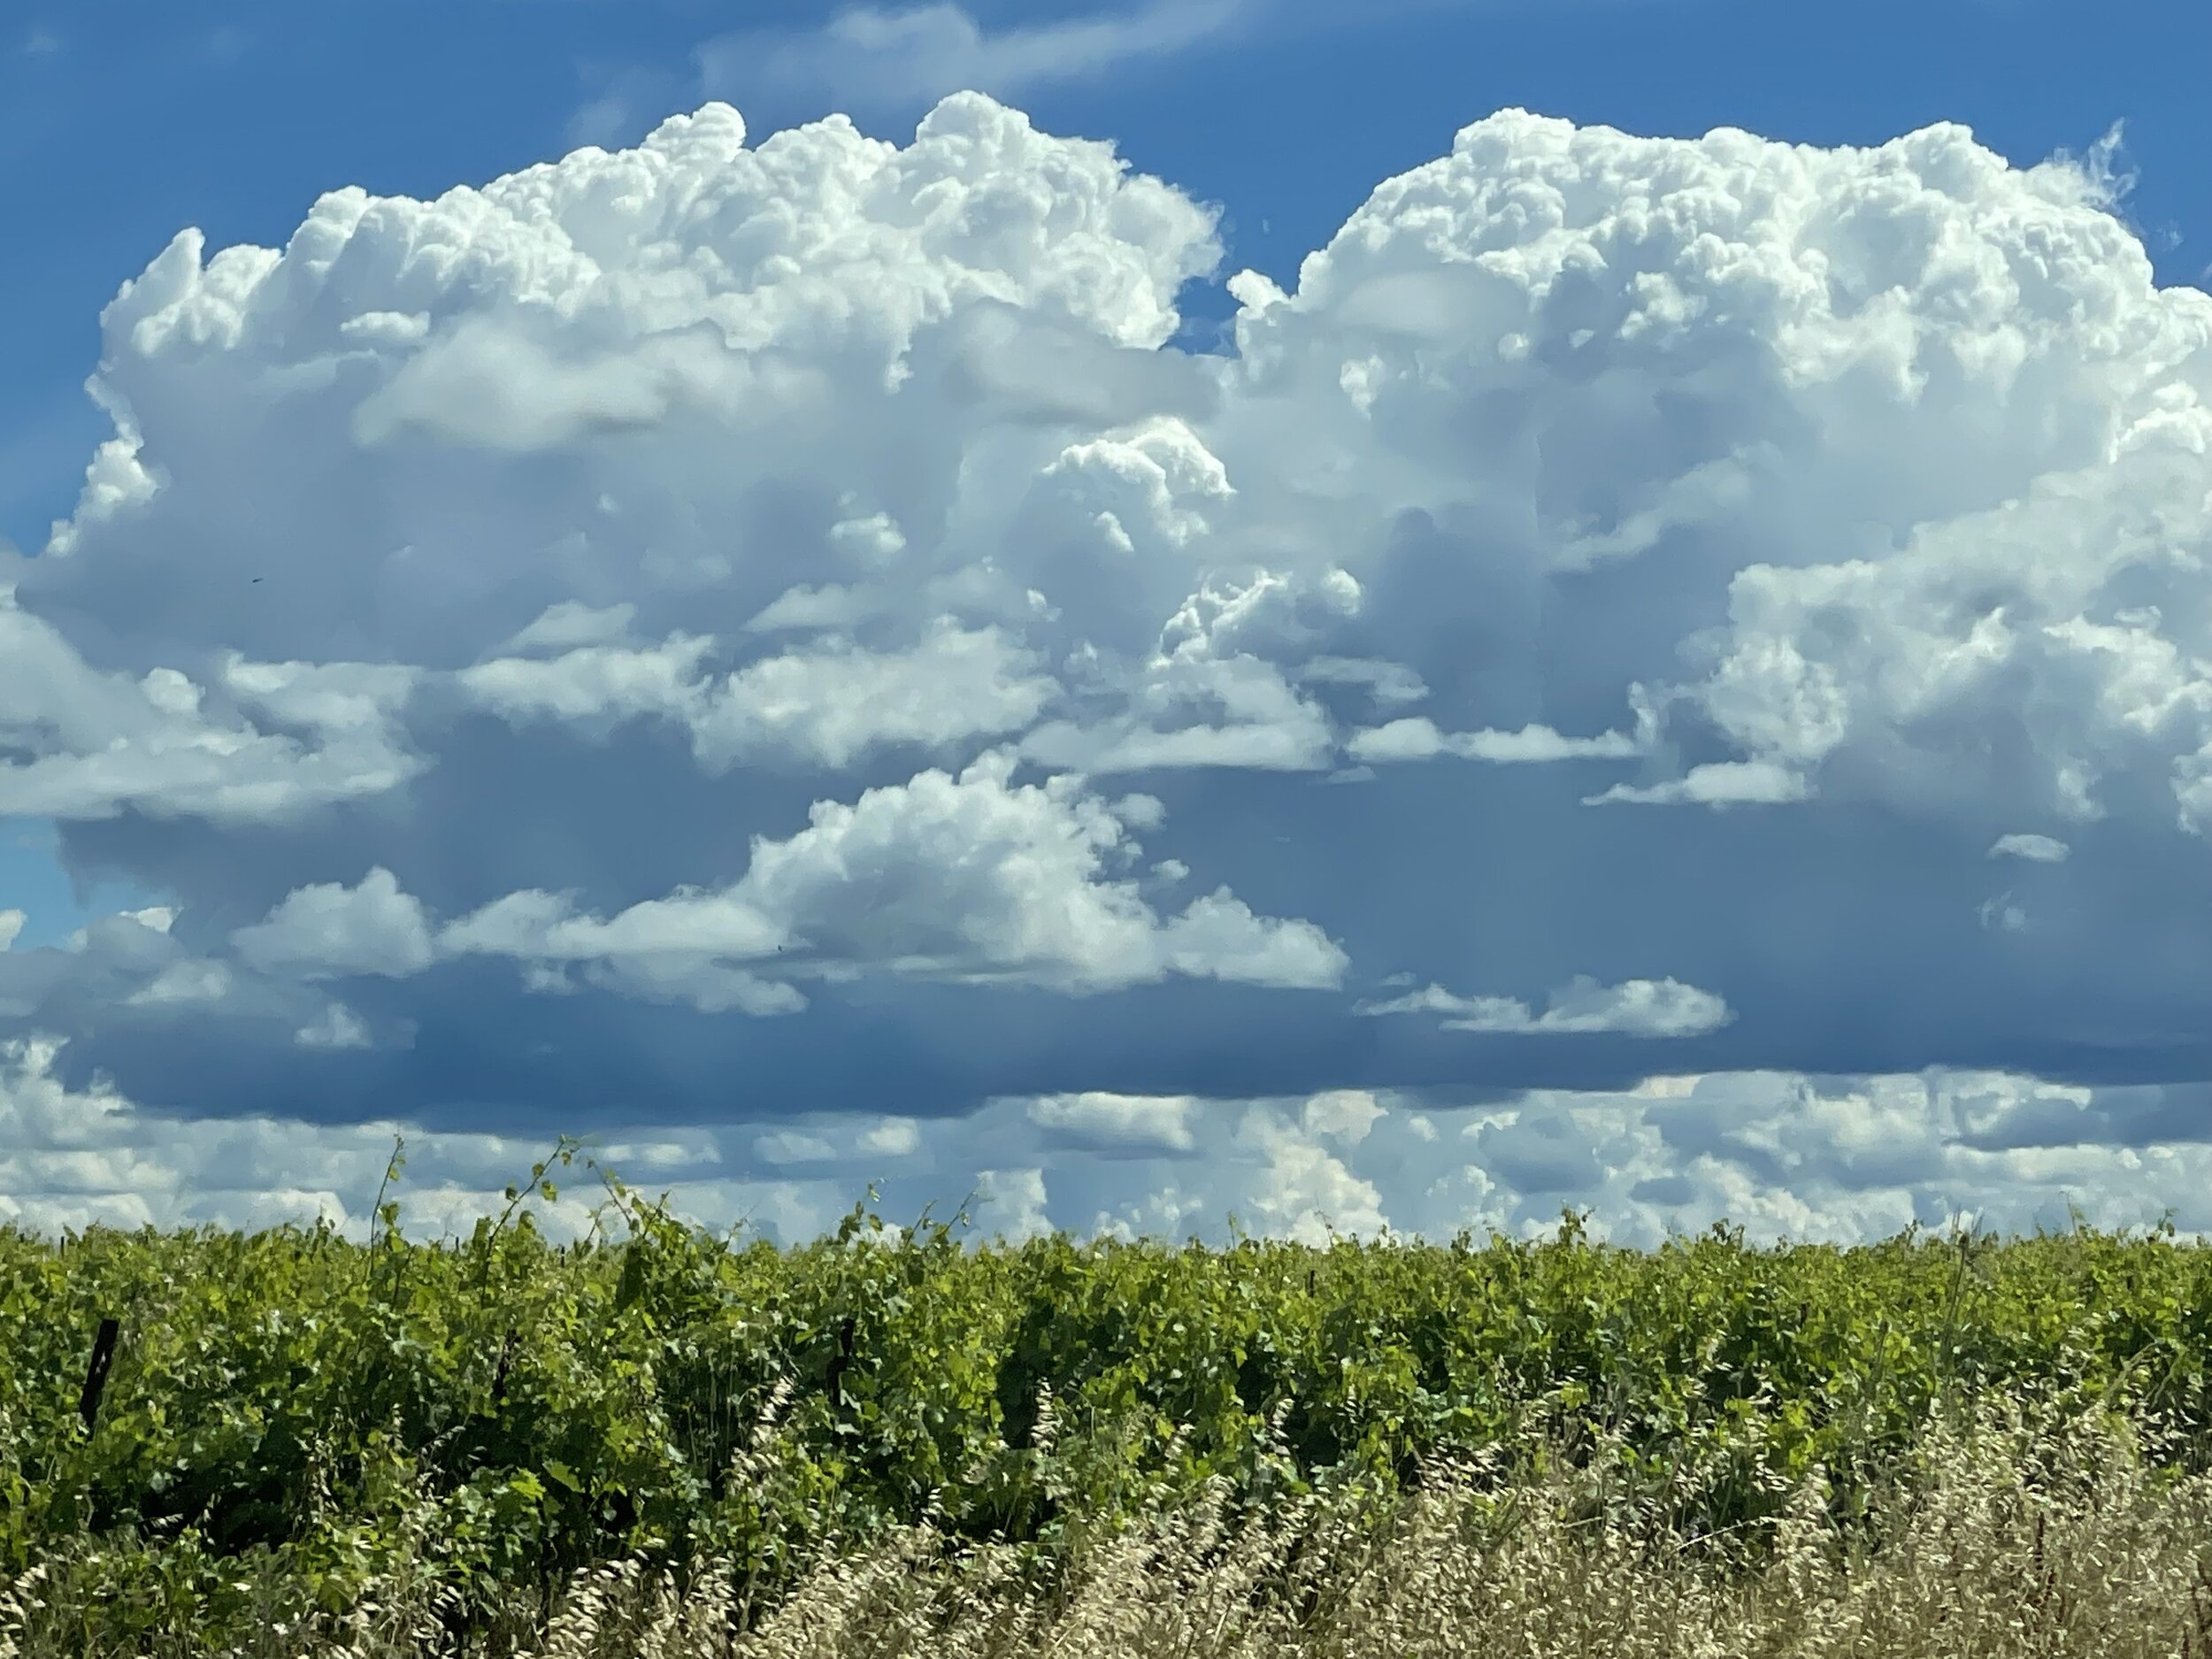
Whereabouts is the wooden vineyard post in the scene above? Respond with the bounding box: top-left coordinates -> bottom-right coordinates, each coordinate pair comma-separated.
826,1315 -> 856,1411
79,1317 -> 120,1434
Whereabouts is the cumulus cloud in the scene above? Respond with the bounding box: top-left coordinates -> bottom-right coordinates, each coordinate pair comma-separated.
0,592 -> 422,823
1302,1087 -> 1385,1142
233,867 -> 437,979
8,1024 -> 2212,1248
459,619 -> 1058,770
969,1165 -> 1054,1242
12,92 -> 2212,1240
1234,1102 -> 1389,1245
423,750 -> 1344,1009
0,1031 -> 778,1240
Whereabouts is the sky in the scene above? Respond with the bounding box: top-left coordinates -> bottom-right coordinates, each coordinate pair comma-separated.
4,0 -> 2212,1249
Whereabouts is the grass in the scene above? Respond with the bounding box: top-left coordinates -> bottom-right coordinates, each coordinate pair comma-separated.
4,1384 -> 2208,1657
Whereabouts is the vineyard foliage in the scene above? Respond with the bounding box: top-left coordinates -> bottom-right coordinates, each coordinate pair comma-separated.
3,1145 -> 2211,1647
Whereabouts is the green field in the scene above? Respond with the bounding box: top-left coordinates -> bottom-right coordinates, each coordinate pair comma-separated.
4,1149 -> 2211,1655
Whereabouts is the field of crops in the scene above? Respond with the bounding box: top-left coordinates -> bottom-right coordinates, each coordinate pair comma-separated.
4,1153 -> 2212,1655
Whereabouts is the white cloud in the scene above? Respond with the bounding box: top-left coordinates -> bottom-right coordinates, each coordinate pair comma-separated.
699,1 -> 1247,117
498,601 -> 640,657
857,1116 -> 922,1156
754,1129 -> 837,1165
1586,760 -> 1811,809
295,1002 -> 372,1050
695,626 -> 1058,769
1359,976 -> 1734,1038
124,958 -> 233,1007
233,868 -> 437,979
420,750 -> 1343,1008
1026,1091 -> 1196,1153
1234,1104 -> 1389,1246
13,92 -> 2212,1243
1302,1087 -> 1384,1142
970,1165 -> 1054,1242
1020,563 -> 1358,774
458,622 -> 1060,768
4,1017 -> 2211,1251
1299,657 -> 1428,708
1348,717 -> 1640,765
0,595 -> 422,825
1991,832 -> 2070,863
0,1032 -> 813,1241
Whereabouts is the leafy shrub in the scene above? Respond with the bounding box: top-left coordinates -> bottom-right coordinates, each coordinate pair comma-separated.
3,1140 -> 2210,1648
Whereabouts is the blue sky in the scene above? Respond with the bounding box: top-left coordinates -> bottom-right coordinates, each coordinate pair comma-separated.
4,0 -> 2212,1246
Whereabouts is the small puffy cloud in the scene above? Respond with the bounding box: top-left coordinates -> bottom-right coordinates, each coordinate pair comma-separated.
1990,833 -> 2070,863
857,1116 -> 921,1157
1302,1088 -> 1384,1143
1586,761 -> 1811,809
295,1003 -> 372,1050
233,868 -> 436,979
754,1130 -> 837,1166
1026,1091 -> 1196,1154
125,959 -> 233,1007
1360,976 -> 1734,1038
1349,718 -> 1639,765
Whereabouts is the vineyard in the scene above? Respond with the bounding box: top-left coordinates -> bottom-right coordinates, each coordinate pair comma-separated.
4,1147 -> 2212,1655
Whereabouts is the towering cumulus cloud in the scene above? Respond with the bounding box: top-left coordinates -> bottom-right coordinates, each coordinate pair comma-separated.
6,98 -> 2212,1247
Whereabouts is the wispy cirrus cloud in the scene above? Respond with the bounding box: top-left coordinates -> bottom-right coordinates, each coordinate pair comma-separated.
697,0 -> 1249,118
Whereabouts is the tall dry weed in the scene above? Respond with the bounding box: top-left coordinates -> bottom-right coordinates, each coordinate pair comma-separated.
4,1389 -> 2210,1658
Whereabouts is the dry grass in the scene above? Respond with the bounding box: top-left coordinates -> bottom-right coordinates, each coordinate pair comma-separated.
7,1391 -> 2212,1658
